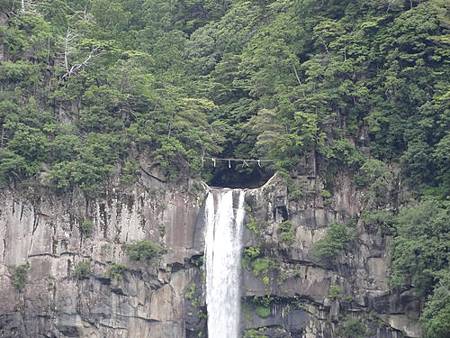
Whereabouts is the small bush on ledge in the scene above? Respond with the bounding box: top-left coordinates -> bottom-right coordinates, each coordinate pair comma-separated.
277,221 -> 295,245
312,223 -> 355,265
79,219 -> 94,237
73,261 -> 91,279
338,317 -> 367,338
255,304 -> 271,318
243,329 -> 268,338
108,263 -> 127,280
126,240 -> 163,261
12,263 -> 30,291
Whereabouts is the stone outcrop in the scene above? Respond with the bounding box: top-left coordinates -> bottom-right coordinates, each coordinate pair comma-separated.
240,174 -> 422,338
0,171 -> 422,337
0,174 -> 207,338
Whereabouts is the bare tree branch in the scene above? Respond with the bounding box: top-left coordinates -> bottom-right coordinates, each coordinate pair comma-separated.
61,47 -> 100,80
63,29 -> 79,73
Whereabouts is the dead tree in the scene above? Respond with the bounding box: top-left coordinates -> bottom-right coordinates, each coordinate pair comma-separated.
61,46 -> 100,80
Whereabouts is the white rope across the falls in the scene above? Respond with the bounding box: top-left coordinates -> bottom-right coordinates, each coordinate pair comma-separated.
202,156 -> 274,168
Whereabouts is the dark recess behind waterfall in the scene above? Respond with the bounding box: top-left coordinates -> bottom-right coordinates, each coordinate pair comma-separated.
207,162 -> 274,188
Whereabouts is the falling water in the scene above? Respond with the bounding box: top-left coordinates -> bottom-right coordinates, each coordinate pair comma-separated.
204,189 -> 246,338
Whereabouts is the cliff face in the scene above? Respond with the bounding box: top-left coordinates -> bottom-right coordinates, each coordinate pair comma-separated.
0,173 -> 420,338
239,174 -> 421,338
0,175 -> 207,338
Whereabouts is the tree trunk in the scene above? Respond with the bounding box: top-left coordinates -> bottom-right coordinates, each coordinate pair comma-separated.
0,13 -> 6,62
0,124 -> 5,148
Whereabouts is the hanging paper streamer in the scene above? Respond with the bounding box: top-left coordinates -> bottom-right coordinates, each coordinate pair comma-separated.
203,156 -> 273,168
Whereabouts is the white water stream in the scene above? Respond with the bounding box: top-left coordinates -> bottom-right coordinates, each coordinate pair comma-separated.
204,189 -> 246,338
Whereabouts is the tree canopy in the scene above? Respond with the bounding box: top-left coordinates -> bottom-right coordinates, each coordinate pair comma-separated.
1,1 -> 449,335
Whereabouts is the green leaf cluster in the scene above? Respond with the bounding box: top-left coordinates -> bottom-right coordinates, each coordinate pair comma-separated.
73,261 -> 91,280
11,263 -> 30,291
312,223 -> 355,265
126,240 -> 163,262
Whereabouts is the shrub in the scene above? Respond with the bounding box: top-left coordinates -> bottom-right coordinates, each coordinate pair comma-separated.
126,240 -> 163,261
12,263 -> 30,291
108,263 -> 126,280
243,329 -> 268,338
391,199 -> 450,295
120,160 -> 140,185
362,210 -> 394,228
278,221 -> 295,245
185,283 -> 201,307
320,189 -> 332,199
255,305 -> 271,318
242,246 -> 261,269
245,216 -> 260,234
252,258 -> 272,286
73,261 -> 91,279
80,219 -> 94,237
328,284 -> 342,300
312,223 -> 354,265
244,246 -> 261,260
324,138 -> 365,171
251,296 -> 272,319
422,273 -> 450,338
0,150 -> 30,186
252,258 -> 271,276
338,317 -> 367,338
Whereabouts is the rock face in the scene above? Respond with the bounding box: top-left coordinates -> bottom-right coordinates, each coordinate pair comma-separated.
0,175 -> 207,338
0,172 -> 421,337
240,174 -> 421,338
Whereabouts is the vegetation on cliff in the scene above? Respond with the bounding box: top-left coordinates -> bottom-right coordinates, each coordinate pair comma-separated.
1,0 -> 449,335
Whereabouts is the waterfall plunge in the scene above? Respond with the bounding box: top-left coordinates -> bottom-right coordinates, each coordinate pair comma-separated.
204,189 -> 246,338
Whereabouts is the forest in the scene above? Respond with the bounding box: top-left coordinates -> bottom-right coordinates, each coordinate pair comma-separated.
0,0 -> 449,337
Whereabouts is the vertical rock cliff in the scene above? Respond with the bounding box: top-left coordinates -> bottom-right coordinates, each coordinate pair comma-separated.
0,172 -> 421,337
237,174 -> 421,338
0,175 -> 207,337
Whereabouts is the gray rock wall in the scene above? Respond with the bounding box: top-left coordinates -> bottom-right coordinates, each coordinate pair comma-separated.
0,177 -> 206,338
0,172 -> 422,338
240,174 -> 422,338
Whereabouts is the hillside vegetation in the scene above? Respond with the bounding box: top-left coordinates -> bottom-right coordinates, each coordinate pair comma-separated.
0,1 -> 449,336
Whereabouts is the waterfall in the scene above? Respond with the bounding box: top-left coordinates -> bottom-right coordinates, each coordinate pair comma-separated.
204,189 -> 246,338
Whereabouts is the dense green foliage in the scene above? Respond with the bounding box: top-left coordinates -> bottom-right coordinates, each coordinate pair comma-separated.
126,239 -> 163,261
277,220 -> 295,244
391,199 -> 450,295
243,329 -> 268,338
255,305 -> 271,319
249,296 -> 273,319
11,263 -> 30,291
421,272 -> 450,338
390,199 -> 450,336
337,317 -> 368,338
312,223 -> 355,265
73,261 -> 91,279
2,0 -> 448,191
79,219 -> 94,237
108,263 -> 127,280
1,0 -> 449,334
